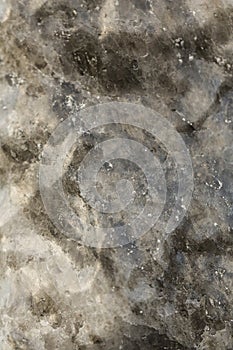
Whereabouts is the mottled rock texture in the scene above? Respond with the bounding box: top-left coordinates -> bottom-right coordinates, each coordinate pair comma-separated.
0,0 -> 233,349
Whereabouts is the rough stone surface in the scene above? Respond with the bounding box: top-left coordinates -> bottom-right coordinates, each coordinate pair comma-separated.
0,0 -> 232,349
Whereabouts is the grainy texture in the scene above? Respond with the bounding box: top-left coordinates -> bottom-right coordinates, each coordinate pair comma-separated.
0,0 -> 232,349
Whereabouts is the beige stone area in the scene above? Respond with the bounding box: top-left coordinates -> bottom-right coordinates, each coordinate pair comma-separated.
0,0 -> 233,349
